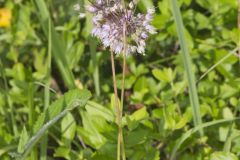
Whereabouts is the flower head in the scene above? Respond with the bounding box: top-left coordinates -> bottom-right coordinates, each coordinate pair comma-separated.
76,0 -> 156,54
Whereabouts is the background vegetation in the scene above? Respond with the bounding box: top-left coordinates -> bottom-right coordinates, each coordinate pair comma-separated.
0,0 -> 239,159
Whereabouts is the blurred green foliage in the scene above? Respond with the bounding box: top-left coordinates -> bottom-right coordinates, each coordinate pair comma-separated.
0,0 -> 239,160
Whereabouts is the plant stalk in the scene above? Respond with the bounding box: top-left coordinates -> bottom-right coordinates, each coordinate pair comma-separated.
170,0 -> 203,136
110,50 -> 121,160
120,22 -> 127,160
238,0 -> 240,58
0,60 -> 18,136
40,16 -> 52,160
28,81 -> 38,160
89,37 -> 100,96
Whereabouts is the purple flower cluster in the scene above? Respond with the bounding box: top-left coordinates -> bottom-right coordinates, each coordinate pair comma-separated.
77,0 -> 156,54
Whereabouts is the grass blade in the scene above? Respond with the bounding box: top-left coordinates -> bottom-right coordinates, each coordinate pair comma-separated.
170,0 -> 203,136
170,118 -> 240,160
238,0 -> 240,58
0,145 -> 16,156
40,15 -> 52,160
19,107 -> 72,160
32,0 -> 75,89
223,102 -> 240,152
89,37 -> 100,96
198,48 -> 238,82
0,60 -> 18,136
15,89 -> 91,160
27,80 -> 38,159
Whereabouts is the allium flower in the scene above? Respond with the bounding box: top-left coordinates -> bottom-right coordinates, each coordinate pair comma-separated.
76,0 -> 156,54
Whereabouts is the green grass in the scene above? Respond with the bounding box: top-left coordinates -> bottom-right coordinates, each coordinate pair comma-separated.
89,36 -> 100,96
0,0 -> 239,159
16,89 -> 91,160
40,15 -> 52,160
170,0 -> 203,136
170,118 -> 240,160
32,0 -> 75,89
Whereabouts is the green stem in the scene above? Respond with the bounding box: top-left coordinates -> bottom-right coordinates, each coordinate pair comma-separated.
120,23 -> 127,160
110,50 -> 121,160
170,81 -> 182,116
170,0 -> 203,136
40,15 -> 52,160
238,0 -> 240,59
28,82 -> 34,127
170,118 -> 240,160
0,60 -> 18,136
89,37 -> 100,96
28,81 -> 38,159
32,0 -> 75,89
223,101 -> 240,152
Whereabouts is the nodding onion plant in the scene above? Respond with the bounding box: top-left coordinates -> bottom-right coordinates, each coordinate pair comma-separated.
74,1 -> 156,159
75,0 -> 156,54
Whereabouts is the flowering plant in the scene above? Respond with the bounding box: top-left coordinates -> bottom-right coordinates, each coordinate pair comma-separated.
75,1 -> 156,159
75,0 -> 156,54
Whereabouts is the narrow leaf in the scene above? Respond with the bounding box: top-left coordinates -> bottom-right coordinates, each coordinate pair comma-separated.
170,0 -> 203,136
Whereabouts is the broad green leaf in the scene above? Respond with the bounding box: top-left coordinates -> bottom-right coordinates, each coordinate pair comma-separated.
54,147 -> 70,159
78,111 -> 106,149
15,89 -> 91,160
163,107 -> 175,130
130,107 -> 149,122
231,29 -> 240,46
158,0 -> 170,15
152,68 -> 174,83
210,152 -> 238,160
61,113 -> 76,141
139,0 -> 154,11
34,89 -> 91,133
9,63 -> 25,81
153,15 -> 170,29
170,118 -> 240,160
33,49 -> 47,79
195,12 -> 209,29
183,0 -> 192,5
68,42 -> 85,69
133,76 -> 149,92
17,126 -> 29,154
223,108 -> 234,119
173,81 -> 187,95
85,101 -> 114,122
174,116 -> 188,130
125,127 -> 149,147
126,107 -> 149,130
